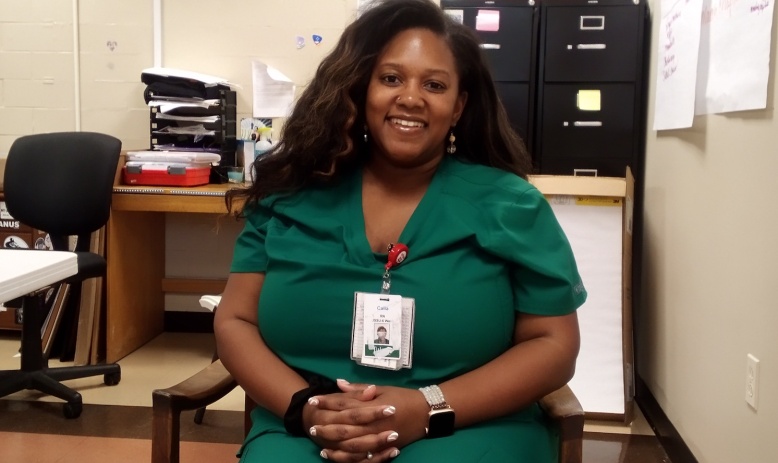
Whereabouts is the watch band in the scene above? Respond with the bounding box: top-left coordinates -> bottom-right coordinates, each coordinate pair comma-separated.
419,385 -> 455,438
419,385 -> 449,410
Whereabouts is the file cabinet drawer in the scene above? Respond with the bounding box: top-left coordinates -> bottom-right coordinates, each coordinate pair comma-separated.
543,5 -> 641,82
495,81 -> 531,141
539,83 -> 635,161
443,2 -> 535,82
540,156 -> 631,178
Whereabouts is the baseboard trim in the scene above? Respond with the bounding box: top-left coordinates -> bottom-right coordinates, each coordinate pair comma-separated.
164,311 -> 214,333
635,375 -> 698,463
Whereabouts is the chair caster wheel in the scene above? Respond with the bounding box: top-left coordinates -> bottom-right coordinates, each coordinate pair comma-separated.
64,401 -> 82,419
104,372 -> 121,386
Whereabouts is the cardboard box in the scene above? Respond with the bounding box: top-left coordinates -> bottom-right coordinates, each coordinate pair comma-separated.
1,200 -> 32,234
529,168 -> 634,423
0,229 -> 50,250
1,201 -> 51,249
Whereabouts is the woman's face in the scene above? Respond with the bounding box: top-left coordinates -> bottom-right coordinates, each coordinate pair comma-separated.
365,28 -> 467,169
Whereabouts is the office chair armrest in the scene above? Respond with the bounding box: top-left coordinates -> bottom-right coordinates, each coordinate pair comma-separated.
152,359 -> 238,463
538,384 -> 585,463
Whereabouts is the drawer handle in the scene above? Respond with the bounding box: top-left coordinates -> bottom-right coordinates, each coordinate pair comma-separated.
573,121 -> 603,127
574,169 -> 598,177
580,15 -> 605,30
576,43 -> 606,50
479,43 -> 501,50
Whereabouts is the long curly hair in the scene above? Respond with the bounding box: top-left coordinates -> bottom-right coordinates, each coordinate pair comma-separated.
227,0 -> 531,214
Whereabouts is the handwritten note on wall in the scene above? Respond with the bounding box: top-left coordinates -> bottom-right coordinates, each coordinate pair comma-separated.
695,0 -> 775,115
654,0 -> 775,130
653,0 -> 704,130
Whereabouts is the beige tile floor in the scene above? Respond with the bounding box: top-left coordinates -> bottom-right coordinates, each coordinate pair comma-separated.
0,331 -> 243,412
0,331 -> 653,436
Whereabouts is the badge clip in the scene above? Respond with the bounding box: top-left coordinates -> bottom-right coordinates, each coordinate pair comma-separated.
381,243 -> 409,294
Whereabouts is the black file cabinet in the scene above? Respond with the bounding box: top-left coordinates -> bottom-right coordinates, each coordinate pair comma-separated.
441,0 -> 539,151
536,0 -> 649,177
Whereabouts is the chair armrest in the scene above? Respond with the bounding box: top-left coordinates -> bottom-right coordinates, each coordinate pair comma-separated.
152,359 -> 238,463
538,384 -> 584,463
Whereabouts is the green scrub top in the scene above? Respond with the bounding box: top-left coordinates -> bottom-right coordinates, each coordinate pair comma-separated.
230,155 -> 586,462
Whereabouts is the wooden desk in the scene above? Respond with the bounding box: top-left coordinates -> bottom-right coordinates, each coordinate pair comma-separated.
106,183 -> 238,363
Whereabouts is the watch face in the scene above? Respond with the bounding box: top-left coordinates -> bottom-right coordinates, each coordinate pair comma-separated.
427,409 -> 455,438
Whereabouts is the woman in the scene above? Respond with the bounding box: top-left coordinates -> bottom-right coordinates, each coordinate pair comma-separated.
216,1 -> 586,462
374,326 -> 389,345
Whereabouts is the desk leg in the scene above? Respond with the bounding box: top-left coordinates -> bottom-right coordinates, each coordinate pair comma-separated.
106,210 -> 165,363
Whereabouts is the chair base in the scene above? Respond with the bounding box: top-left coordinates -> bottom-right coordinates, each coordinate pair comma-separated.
0,290 -> 121,418
0,366 -> 121,418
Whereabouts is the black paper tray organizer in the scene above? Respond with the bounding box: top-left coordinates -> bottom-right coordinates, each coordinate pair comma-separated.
149,89 -> 237,167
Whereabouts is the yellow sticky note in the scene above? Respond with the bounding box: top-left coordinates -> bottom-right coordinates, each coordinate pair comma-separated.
577,90 -> 601,111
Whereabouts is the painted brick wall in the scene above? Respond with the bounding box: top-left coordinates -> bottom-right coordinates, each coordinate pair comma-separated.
1,0 -> 357,312
0,0 -> 152,153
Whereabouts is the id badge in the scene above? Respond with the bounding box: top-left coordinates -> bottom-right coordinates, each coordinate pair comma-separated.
362,293 -> 401,360
351,292 -> 415,370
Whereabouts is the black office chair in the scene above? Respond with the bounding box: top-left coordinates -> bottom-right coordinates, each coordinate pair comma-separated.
0,132 -> 123,418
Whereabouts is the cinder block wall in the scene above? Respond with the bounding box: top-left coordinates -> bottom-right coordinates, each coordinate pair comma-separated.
0,0 -> 151,153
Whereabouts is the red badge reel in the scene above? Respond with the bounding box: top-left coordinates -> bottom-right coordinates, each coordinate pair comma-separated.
386,243 -> 409,271
382,243 -> 409,294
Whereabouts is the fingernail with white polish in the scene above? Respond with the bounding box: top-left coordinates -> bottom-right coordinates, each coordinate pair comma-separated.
309,426 -> 317,436
387,431 -> 399,442
390,449 -> 401,458
383,406 -> 396,416
336,378 -> 350,385
308,397 -> 319,406
320,449 -> 328,459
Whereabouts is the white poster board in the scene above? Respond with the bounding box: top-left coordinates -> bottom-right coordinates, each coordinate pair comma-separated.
531,172 -> 634,419
550,199 -> 627,415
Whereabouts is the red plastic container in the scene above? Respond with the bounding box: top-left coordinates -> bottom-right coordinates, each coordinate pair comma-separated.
122,164 -> 211,187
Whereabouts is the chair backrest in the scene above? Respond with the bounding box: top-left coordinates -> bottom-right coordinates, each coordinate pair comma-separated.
3,132 -> 121,251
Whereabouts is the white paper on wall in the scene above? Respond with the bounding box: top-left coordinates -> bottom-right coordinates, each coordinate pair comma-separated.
653,0 -> 704,130
252,61 -> 296,118
694,0 -> 775,115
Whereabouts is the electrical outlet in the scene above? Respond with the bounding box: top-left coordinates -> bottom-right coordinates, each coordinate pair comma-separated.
746,354 -> 760,410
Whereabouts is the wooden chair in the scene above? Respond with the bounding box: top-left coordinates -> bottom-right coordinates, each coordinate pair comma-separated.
151,359 -> 584,463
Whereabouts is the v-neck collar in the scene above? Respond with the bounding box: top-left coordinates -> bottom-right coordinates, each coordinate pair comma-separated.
347,156 -> 449,268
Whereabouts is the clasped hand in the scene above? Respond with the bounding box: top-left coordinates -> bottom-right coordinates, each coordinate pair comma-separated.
303,379 -> 428,462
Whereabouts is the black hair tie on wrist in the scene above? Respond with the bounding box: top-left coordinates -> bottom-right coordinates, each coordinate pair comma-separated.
283,370 -> 340,437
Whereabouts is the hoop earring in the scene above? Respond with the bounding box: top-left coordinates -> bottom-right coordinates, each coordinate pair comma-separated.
446,131 -> 456,154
